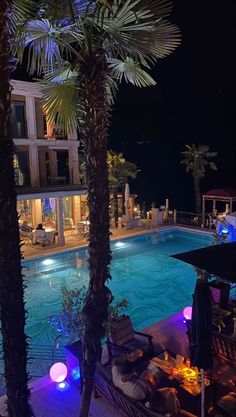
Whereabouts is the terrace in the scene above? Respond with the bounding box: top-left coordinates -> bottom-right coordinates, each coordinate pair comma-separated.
1,224 -> 235,417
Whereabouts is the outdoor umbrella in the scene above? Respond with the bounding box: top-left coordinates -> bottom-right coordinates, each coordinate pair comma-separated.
190,278 -> 213,417
43,198 -> 52,216
124,183 -> 130,216
171,241 -> 236,283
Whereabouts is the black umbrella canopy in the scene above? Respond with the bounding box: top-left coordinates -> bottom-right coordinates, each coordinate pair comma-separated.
190,279 -> 213,371
171,241 -> 236,283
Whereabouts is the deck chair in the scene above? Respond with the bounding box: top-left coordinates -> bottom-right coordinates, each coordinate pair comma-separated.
106,315 -> 154,364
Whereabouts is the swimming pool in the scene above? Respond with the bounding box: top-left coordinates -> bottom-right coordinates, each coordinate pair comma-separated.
23,229 -> 212,343
0,228 -> 213,391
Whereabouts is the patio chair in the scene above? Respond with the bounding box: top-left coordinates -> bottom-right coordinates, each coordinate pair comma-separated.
20,230 -> 33,244
208,392 -> 236,417
106,315 -> 154,364
34,229 -> 50,246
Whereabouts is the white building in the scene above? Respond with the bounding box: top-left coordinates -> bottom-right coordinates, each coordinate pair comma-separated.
12,79 -> 88,246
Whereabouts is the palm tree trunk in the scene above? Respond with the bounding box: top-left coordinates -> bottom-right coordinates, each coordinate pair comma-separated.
194,175 -> 201,214
0,2 -> 33,416
78,49 -> 113,417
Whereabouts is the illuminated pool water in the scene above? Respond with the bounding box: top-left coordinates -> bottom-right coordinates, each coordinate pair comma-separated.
23,229 -> 212,343
0,228 -> 213,391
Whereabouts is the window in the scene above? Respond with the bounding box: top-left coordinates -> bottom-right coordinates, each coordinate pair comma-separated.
13,151 -> 30,186
11,101 -> 27,138
17,200 -> 32,226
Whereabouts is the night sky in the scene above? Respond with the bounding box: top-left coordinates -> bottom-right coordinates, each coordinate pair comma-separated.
108,0 -> 236,211
13,0 -> 236,212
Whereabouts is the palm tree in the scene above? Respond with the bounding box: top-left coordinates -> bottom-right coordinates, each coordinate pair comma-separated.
0,1 -> 35,416
107,150 -> 138,227
14,1 -> 180,415
181,144 -> 217,213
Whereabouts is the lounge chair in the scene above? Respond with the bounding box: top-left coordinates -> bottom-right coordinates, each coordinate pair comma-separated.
106,315 -> 154,364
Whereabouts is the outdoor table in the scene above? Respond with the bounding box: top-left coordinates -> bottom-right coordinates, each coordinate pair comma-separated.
149,350 -> 213,415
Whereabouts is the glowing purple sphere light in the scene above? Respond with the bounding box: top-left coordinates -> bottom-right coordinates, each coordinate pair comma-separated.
183,306 -> 192,320
49,362 -> 68,383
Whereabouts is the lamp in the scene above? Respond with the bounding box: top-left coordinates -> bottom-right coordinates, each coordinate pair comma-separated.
183,306 -> 192,321
49,362 -> 68,383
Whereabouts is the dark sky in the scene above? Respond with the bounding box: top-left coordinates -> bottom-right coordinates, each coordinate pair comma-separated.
108,0 -> 236,211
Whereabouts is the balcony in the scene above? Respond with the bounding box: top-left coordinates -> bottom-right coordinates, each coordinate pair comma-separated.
16,183 -> 87,196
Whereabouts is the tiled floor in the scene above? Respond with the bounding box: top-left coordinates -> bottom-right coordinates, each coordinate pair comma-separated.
21,222 -> 161,259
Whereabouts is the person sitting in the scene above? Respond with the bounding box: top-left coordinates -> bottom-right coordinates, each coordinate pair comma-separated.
112,358 -> 150,401
36,223 -> 45,231
111,356 -> 195,417
44,217 -> 55,228
34,224 -> 49,246
146,389 -> 197,417
20,220 -> 32,232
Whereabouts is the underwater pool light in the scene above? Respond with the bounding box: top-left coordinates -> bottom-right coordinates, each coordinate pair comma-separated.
115,241 -> 126,248
71,366 -> 80,380
42,258 -> 54,266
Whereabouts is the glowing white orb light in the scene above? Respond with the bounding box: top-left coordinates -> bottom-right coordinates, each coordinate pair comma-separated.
49,362 -> 68,383
183,306 -> 192,321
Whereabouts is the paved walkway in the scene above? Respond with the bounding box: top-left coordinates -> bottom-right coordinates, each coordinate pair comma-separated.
0,375 -> 122,417
21,222 -> 161,259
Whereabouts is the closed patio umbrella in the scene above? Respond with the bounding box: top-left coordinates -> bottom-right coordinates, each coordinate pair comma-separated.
171,242 -> 236,417
124,183 -> 130,216
191,278 -> 213,417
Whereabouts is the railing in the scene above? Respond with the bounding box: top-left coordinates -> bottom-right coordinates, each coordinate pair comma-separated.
175,211 -> 204,228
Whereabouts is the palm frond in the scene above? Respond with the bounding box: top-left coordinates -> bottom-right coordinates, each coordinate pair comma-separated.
134,0 -> 174,19
106,75 -> 118,104
108,57 -> 156,86
94,0 -> 181,62
9,0 -> 36,41
22,19 -> 63,75
39,65 -> 79,133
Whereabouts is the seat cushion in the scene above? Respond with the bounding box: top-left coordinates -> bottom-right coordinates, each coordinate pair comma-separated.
109,316 -> 135,346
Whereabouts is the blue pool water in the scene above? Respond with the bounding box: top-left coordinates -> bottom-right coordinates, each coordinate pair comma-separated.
0,229 -> 213,391
22,229 -> 212,347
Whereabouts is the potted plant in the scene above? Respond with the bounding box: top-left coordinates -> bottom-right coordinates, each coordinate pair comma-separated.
48,286 -> 128,390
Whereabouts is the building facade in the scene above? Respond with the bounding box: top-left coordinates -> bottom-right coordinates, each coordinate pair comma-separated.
12,79 -> 88,245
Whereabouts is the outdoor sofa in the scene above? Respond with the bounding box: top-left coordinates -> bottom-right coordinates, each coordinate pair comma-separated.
94,361 -> 166,417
